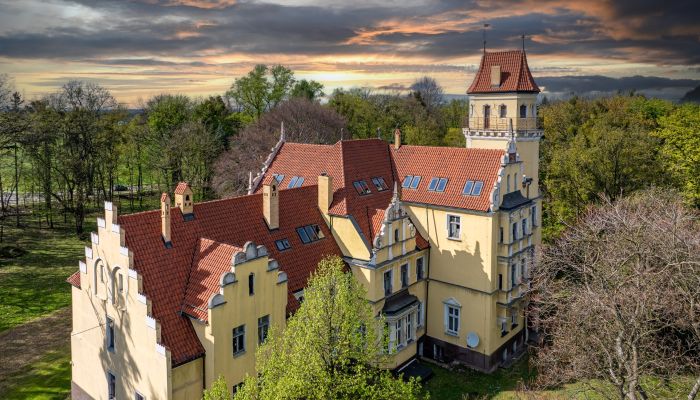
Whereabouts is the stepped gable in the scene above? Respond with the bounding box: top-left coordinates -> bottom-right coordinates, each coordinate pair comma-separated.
467,50 -> 540,94
117,185 -> 341,366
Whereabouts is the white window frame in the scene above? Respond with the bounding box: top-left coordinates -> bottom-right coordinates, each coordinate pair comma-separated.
232,325 -> 245,356
443,298 -> 461,336
400,263 -> 409,288
447,214 -> 461,240
383,269 -> 393,296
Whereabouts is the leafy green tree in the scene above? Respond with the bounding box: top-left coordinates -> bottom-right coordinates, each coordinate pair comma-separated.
291,79 -> 324,101
233,256 -> 425,400
193,95 -> 242,149
655,102 -> 700,207
145,94 -> 192,187
203,375 -> 233,400
444,127 -> 465,147
227,65 -> 296,119
441,99 -> 469,129
268,65 -> 295,108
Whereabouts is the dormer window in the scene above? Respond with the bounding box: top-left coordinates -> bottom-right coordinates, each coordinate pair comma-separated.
371,177 -> 389,191
353,180 -> 371,195
490,65 -> 501,87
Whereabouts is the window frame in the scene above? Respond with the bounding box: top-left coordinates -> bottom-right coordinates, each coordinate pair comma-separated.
135,392 -> 145,400
462,180 -> 474,195
436,178 -> 448,192
107,371 -> 116,400
520,104 -> 527,118
445,304 -> 460,336
499,104 -> 507,118
427,177 -> 439,191
383,269 -> 393,297
232,325 -> 246,356
248,273 -> 255,296
402,175 -> 413,188
353,180 -> 371,195
274,238 -> 291,251
258,315 -> 270,345
400,263 -> 409,288
416,257 -> 424,280
410,175 -> 421,189
447,214 -> 461,240
106,316 -> 115,352
371,177 -> 389,191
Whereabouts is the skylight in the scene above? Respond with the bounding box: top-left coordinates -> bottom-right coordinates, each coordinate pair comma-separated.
272,174 -> 285,184
287,176 -> 304,189
371,177 -> 389,191
274,239 -> 291,251
402,176 -> 413,188
410,176 -> 421,189
428,177 -> 439,191
462,180 -> 484,196
436,178 -> 448,192
297,224 -> 324,244
428,177 -> 448,192
353,180 -> 371,195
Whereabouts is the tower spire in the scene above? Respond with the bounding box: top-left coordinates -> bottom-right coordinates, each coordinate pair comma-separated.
482,24 -> 490,54
521,33 -> 525,51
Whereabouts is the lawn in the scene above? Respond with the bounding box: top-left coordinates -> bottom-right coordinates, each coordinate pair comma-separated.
0,216 -> 88,332
0,344 -> 71,400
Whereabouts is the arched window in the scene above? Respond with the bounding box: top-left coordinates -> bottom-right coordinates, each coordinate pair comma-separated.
110,267 -> 122,305
519,104 -> 527,118
499,104 -> 507,118
93,259 -> 104,295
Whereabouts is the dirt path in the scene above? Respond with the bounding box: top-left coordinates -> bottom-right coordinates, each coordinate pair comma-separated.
0,307 -> 71,392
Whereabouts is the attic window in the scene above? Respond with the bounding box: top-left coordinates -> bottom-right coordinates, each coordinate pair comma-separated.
272,174 -> 285,184
462,180 -> 484,196
402,176 -> 413,188
410,176 -> 421,189
371,177 -> 389,191
275,239 -> 291,251
296,224 -> 324,244
353,180 -> 371,195
428,177 -> 448,192
287,176 -> 304,189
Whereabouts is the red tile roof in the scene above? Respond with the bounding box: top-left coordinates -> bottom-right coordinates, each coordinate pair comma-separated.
67,271 -> 81,289
391,145 -> 504,211
174,182 -> 191,195
181,238 -> 242,322
467,50 -> 540,94
117,185 -> 341,366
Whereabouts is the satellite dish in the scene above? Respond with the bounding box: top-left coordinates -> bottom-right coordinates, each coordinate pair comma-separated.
467,332 -> 480,348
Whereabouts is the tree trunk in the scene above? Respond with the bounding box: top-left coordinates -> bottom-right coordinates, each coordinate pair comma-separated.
689,375 -> 700,400
14,144 -> 19,227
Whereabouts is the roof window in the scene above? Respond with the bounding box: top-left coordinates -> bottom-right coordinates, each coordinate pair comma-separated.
296,224 -> 324,244
371,177 -> 389,191
287,176 -> 304,189
272,174 -> 285,184
462,180 -> 484,196
410,176 -> 421,189
353,180 -> 371,195
274,239 -> 291,251
402,176 -> 413,188
429,177 -> 448,192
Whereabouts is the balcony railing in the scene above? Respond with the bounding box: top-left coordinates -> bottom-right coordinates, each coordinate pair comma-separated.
464,117 -> 540,131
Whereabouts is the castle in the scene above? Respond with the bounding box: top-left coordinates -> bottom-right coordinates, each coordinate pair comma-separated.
68,49 -> 542,399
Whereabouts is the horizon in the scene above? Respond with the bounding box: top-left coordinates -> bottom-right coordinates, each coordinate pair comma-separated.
1,0 -> 699,106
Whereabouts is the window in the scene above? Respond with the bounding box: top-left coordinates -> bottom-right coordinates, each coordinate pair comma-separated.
436,178 -> 448,192
394,229 -> 399,243
462,180 -> 483,196
506,175 -> 510,192
406,313 -> 413,342
511,264 -> 517,287
447,215 -> 461,240
417,302 -> 423,327
117,273 -> 124,293
446,305 -> 460,335
512,222 -> 518,241
384,270 -> 393,296
135,392 -> 145,400
522,218 -> 527,237
108,372 -> 116,400
353,180 -> 371,195
428,177 -> 439,191
520,104 -> 527,118
416,257 -> 424,280
232,325 -> 245,355
521,259 -> 526,280
248,273 -> 255,296
275,238 -> 291,251
499,104 -> 507,118
371,177 -> 389,191
297,224 -> 324,244
499,227 -> 504,243
287,176 -> 304,188
501,319 -> 508,336
410,176 -> 421,189
258,315 -> 269,344
531,205 -> 537,227
100,264 -> 105,283
272,173 -> 285,184
396,318 -> 403,348
400,264 -> 409,288
106,316 -> 115,352
511,312 -> 518,327
402,175 -> 413,188
498,273 -> 503,290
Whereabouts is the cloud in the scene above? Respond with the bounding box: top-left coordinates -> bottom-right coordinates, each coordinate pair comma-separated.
537,75 -> 700,100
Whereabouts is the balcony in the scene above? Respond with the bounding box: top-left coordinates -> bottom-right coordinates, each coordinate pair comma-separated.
463,117 -> 541,134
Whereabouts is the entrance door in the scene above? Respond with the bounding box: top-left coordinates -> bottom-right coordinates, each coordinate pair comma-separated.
484,105 -> 491,128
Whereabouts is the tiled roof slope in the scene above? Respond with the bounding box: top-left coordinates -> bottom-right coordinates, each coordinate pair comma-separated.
181,238 -> 242,321
117,185 -> 342,366
67,271 -> 81,288
391,145 -> 504,211
174,182 -> 190,194
467,50 -> 540,94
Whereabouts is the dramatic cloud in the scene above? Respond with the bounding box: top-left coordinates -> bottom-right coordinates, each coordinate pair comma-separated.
0,0 -> 697,104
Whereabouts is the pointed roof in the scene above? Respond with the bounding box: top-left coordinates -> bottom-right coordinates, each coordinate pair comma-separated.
467,50 -> 540,94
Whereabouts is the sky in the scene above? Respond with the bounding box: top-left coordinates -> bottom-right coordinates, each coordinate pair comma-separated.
0,0 -> 699,106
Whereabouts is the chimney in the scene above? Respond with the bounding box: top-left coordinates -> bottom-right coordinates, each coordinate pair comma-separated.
490,65 -> 501,87
318,173 -> 333,214
174,182 -> 194,218
263,180 -> 279,230
394,128 -> 401,150
160,193 -> 172,247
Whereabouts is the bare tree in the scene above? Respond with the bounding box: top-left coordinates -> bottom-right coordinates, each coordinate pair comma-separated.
0,74 -> 13,110
213,98 -> 346,197
410,76 -> 444,115
530,189 -> 700,400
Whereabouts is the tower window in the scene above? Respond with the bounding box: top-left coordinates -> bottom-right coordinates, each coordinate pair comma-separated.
499,105 -> 507,118
248,273 -> 254,296
520,104 -> 527,118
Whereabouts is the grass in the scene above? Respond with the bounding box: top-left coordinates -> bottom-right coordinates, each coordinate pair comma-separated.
1,344 -> 71,400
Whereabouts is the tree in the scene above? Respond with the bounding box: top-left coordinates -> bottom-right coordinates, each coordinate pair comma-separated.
203,375 -> 233,400
145,94 -> 192,187
227,65 -> 296,119
193,95 -> 242,149
655,103 -> 700,207
410,77 -> 444,116
291,79 -> 324,101
531,190 -> 700,400
0,73 -> 13,111
213,98 -> 346,196
233,256 -> 425,400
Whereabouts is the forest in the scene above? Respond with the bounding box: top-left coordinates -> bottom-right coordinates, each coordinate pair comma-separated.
0,67 -> 698,242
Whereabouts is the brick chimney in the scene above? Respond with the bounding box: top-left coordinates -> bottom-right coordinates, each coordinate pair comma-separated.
174,182 -> 194,218
160,193 -> 172,247
318,173 -> 333,214
394,128 -> 401,150
263,181 -> 279,230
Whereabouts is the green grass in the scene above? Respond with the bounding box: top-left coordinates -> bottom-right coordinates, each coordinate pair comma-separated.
0,218 -> 87,332
1,344 -> 71,400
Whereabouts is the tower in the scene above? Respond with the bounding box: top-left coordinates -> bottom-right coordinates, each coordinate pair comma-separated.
463,49 -> 542,198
